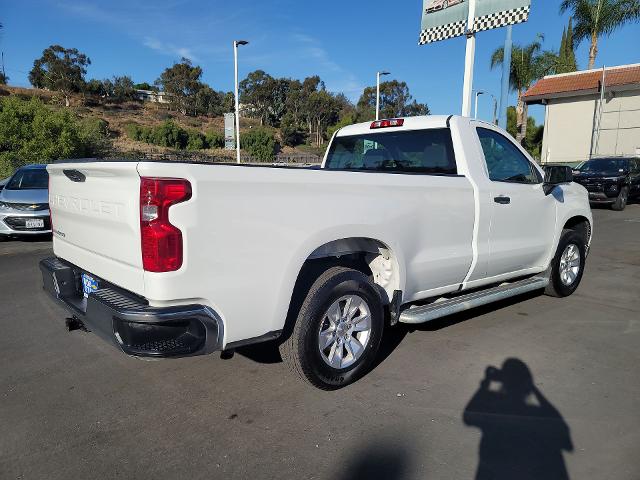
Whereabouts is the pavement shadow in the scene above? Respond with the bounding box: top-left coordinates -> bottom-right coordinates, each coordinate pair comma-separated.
0,233 -> 52,243
236,290 -> 545,373
337,437 -> 412,480
235,341 -> 282,364
463,358 -> 574,480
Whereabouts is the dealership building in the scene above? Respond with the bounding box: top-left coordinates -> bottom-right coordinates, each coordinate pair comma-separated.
523,64 -> 640,165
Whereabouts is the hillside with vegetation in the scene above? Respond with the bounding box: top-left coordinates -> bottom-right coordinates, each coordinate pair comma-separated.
0,44 -> 432,177
2,18 -> 603,178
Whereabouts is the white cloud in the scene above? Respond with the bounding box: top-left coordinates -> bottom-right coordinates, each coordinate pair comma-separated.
143,37 -> 198,62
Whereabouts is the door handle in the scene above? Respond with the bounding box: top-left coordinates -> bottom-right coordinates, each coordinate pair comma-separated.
494,196 -> 511,205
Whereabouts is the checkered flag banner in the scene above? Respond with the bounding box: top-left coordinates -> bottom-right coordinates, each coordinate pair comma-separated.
474,5 -> 530,33
419,0 -> 531,45
419,20 -> 466,44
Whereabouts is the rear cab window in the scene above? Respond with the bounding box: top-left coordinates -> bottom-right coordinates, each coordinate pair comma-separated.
324,128 -> 458,175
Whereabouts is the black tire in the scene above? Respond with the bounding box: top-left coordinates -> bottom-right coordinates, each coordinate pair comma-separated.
545,229 -> 587,298
280,266 -> 384,390
611,186 -> 629,211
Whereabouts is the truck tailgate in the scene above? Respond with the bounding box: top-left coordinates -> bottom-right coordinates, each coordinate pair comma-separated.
48,162 -> 145,295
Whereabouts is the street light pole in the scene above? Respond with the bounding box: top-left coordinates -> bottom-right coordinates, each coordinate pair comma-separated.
376,71 -> 390,120
234,40 -> 248,164
474,90 -> 485,119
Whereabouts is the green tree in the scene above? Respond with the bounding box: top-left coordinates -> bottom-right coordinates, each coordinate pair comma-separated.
239,70 -> 276,126
133,82 -> 158,92
506,106 -> 544,159
280,113 -> 306,146
111,76 -> 135,102
28,45 -> 91,106
85,78 -> 106,97
491,39 -> 557,144
557,19 -> 578,74
356,80 -> 430,121
307,89 -> 343,146
194,85 -> 227,117
560,0 -> 640,70
0,96 -> 111,176
156,58 -> 203,115
565,17 -> 578,71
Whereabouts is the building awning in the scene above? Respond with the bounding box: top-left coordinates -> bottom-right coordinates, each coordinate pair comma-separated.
523,64 -> 640,104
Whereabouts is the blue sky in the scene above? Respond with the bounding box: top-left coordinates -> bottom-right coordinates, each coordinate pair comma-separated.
1,0 -> 639,123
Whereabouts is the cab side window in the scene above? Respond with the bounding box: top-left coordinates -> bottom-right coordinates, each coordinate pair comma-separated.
477,128 -> 541,184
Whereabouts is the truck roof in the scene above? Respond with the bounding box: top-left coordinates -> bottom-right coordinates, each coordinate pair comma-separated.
335,115 -> 455,137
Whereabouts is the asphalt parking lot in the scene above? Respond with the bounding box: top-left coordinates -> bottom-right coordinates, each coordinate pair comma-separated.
1,206 -> 639,480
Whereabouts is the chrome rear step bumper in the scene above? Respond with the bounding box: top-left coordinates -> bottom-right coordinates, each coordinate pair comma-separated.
399,276 -> 549,324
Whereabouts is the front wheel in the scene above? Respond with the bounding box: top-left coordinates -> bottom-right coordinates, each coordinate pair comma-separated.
545,229 -> 587,298
280,266 -> 384,390
611,186 -> 629,211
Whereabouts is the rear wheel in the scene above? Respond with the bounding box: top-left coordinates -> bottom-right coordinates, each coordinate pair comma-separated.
280,266 -> 384,390
545,229 -> 586,298
611,186 -> 629,211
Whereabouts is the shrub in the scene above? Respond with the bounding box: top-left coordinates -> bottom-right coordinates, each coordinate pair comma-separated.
205,130 -> 225,149
124,122 -> 143,141
241,128 -> 278,162
152,120 -> 188,149
79,117 -> 111,157
0,96 -> 111,177
186,130 -> 206,150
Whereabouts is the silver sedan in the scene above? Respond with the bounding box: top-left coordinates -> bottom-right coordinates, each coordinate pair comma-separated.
0,164 -> 51,237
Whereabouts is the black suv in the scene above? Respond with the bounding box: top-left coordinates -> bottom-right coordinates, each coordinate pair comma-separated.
573,157 -> 640,211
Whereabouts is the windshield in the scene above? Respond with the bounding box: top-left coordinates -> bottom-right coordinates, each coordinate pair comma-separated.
577,159 -> 627,175
6,169 -> 49,190
325,129 -> 457,174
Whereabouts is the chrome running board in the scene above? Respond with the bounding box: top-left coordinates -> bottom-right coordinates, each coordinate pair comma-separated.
398,276 -> 549,325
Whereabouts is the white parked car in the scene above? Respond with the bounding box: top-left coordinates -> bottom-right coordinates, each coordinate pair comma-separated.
40,116 -> 592,389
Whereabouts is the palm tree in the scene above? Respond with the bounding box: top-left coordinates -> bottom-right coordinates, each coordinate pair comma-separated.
491,39 -> 557,144
560,0 -> 640,70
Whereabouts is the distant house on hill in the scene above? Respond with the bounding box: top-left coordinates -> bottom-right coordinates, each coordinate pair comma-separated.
134,89 -> 171,104
523,64 -> 640,165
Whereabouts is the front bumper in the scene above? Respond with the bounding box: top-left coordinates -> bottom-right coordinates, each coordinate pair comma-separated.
39,257 -> 223,357
587,192 -> 615,203
0,209 -> 52,235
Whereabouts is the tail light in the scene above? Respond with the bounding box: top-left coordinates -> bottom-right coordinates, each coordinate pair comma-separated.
140,177 -> 192,272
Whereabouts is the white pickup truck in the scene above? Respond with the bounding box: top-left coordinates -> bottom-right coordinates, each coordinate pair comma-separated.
41,115 -> 592,389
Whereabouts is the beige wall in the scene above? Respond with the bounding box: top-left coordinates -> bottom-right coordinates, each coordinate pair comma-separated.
540,88 -> 640,164
596,89 -> 640,157
542,94 -> 597,164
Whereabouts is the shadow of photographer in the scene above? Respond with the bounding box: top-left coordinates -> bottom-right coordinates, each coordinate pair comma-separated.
464,358 -> 573,480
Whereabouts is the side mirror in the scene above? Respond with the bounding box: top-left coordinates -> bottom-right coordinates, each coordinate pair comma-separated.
543,165 -> 573,195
